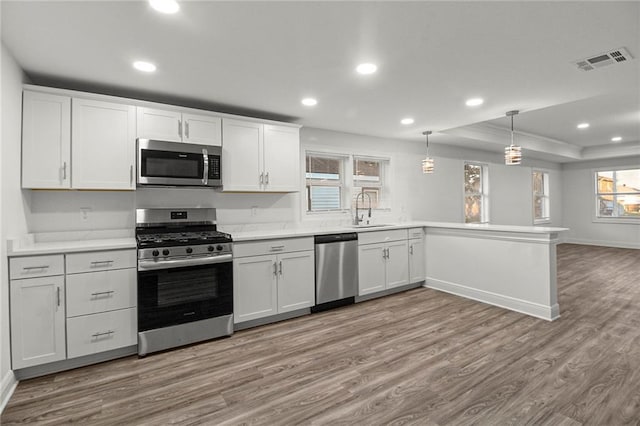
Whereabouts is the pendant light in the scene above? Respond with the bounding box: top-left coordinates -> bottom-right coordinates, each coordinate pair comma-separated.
504,110 -> 522,165
422,131 -> 434,174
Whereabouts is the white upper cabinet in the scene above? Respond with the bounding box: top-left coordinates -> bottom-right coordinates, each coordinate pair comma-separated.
222,118 -> 300,192
21,91 -> 71,189
137,107 -> 222,146
72,98 -> 136,190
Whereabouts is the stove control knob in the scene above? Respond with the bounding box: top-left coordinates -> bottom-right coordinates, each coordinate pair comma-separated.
162,249 -> 170,256
152,250 -> 159,257
216,245 -> 224,251
186,247 -> 193,254
207,246 -> 215,252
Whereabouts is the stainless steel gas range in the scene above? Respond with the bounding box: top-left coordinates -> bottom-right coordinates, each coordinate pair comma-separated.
135,208 -> 233,356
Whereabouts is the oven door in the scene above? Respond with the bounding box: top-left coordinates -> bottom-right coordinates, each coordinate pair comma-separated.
137,258 -> 232,332
137,138 -> 221,187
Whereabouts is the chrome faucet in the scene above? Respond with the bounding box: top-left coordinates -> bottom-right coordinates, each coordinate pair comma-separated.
354,192 -> 372,225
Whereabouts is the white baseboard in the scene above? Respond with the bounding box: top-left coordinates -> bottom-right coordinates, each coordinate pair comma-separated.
0,370 -> 17,415
563,238 -> 640,250
425,277 -> 560,321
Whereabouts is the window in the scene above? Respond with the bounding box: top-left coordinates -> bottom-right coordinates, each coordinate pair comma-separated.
533,170 -> 550,223
464,162 -> 488,223
352,157 -> 388,210
595,169 -> 640,219
305,152 -> 390,213
305,154 -> 345,211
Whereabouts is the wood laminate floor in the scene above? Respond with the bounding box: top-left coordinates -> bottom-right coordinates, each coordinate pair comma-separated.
3,243 -> 640,425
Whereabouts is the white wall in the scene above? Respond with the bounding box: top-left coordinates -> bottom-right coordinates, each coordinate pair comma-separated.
562,157 -> 640,248
1,43 -> 27,411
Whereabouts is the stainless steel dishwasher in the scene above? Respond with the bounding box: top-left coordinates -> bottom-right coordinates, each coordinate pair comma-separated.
312,232 -> 359,313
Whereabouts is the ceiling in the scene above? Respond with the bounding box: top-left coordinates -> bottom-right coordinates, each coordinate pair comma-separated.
2,1 -> 639,163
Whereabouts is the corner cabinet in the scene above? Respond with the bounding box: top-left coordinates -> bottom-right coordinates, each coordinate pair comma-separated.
358,230 -> 409,296
222,118 -> 300,192
72,99 -> 136,190
233,237 -> 314,323
21,90 -> 136,190
136,107 -> 222,146
21,91 -> 71,189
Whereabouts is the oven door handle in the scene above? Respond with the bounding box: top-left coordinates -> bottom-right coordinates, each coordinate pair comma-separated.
138,254 -> 232,271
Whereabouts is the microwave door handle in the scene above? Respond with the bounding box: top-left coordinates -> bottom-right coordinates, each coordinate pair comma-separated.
202,148 -> 209,185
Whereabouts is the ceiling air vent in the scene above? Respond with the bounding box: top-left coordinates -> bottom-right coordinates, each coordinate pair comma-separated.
574,47 -> 633,71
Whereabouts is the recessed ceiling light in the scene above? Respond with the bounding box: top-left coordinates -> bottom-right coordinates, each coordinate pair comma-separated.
577,122 -> 590,129
356,63 -> 377,75
301,98 -> 317,106
611,136 -> 622,142
133,61 -> 156,73
401,118 -> 414,125
465,98 -> 484,107
149,0 -> 180,14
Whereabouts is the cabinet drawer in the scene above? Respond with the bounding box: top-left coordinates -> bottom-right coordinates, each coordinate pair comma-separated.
234,237 -> 313,258
66,308 -> 137,359
66,268 -> 137,317
408,227 -> 425,240
10,255 -> 64,279
66,249 -> 136,274
358,229 -> 407,245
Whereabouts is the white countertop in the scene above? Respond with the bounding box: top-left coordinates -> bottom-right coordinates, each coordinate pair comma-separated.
8,230 -> 136,257
224,221 -> 568,242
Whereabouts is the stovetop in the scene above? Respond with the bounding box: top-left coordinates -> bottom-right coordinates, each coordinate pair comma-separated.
136,229 -> 232,249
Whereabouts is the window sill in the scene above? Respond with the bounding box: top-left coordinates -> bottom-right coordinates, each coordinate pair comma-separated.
534,219 -> 551,225
592,217 -> 640,225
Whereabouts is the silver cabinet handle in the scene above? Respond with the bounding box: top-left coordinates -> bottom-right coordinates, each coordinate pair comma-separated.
273,262 -> 278,276
409,245 -> 414,255
91,330 -> 114,339
279,260 -> 283,276
185,121 -> 190,138
270,245 -> 285,251
23,265 -> 49,270
62,162 -> 67,180
202,148 -> 209,186
91,290 -> 115,297
265,172 -> 269,185
130,165 -> 133,185
56,286 -> 61,307
90,260 -> 113,267
259,172 -> 264,184
178,119 -> 182,138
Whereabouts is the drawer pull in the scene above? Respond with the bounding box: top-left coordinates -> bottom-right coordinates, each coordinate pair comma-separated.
90,260 -> 114,266
23,265 -> 49,270
91,290 -> 115,297
270,245 -> 285,251
91,330 -> 114,339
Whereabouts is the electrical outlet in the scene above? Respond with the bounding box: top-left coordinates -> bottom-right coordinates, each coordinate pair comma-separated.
251,206 -> 258,216
80,207 -> 92,221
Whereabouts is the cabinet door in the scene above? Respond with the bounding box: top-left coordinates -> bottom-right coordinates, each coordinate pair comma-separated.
263,125 -> 300,192
233,255 -> 278,323
66,269 -> 137,317
21,91 -> 71,189
409,238 -> 426,283
182,113 -> 222,146
222,119 -> 263,191
67,308 -> 137,359
72,98 -> 136,189
358,244 -> 386,295
136,107 -> 183,142
386,240 -> 410,289
277,250 -> 315,313
10,276 -> 66,369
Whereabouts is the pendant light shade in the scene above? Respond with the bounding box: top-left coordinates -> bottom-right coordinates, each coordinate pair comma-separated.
422,131 -> 434,174
504,110 -> 522,165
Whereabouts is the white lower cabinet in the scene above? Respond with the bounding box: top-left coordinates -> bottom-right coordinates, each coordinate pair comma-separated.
408,227 -> 426,283
233,237 -> 314,323
9,249 -> 137,371
358,230 -> 409,296
10,275 -> 66,369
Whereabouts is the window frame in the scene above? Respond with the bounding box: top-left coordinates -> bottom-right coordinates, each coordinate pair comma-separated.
463,162 -> 489,224
305,152 -> 348,212
593,168 -> 640,224
533,170 -> 551,224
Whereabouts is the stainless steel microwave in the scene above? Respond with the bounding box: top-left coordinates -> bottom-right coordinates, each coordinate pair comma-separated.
137,139 -> 222,187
